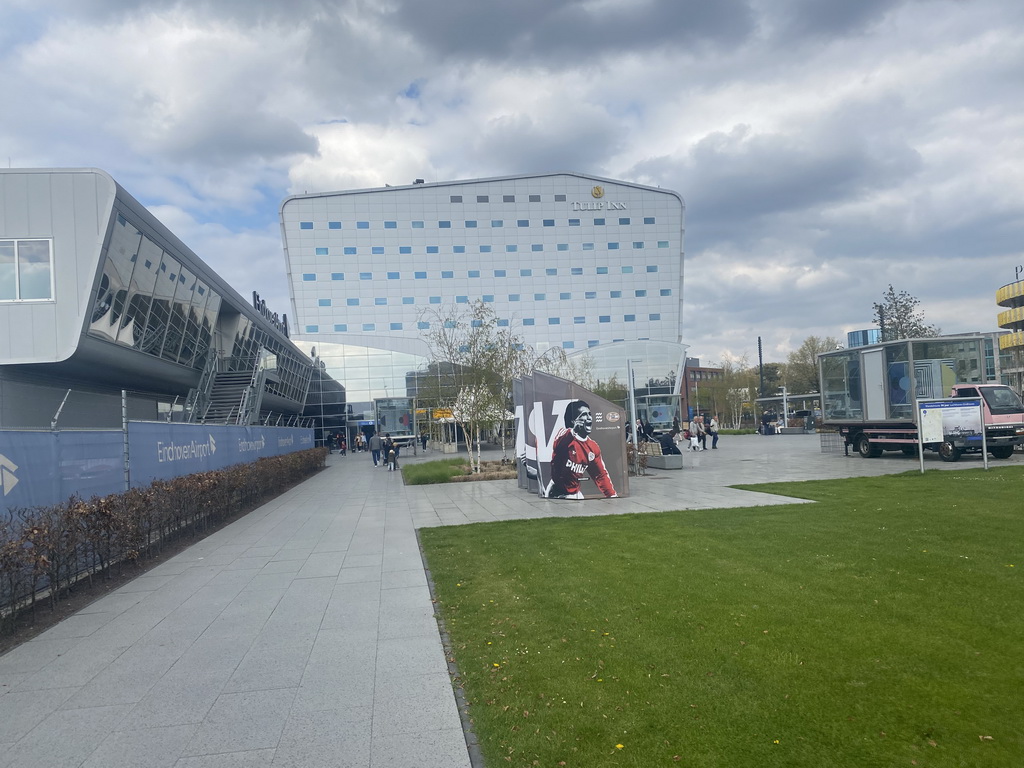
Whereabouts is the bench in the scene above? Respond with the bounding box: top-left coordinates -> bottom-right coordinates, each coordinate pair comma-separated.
643,440 -> 684,469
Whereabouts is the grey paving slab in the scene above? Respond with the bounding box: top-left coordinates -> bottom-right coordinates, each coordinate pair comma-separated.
0,435 -> 1010,768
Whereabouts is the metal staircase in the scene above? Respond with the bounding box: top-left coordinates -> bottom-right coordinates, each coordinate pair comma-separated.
201,371 -> 252,424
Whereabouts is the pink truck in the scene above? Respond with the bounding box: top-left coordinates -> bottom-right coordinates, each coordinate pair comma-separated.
818,336 -> 1024,462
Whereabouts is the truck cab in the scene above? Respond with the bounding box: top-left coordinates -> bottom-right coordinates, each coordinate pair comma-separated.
948,384 -> 1024,459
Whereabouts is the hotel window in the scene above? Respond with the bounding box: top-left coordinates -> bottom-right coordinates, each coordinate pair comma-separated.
334,324 -> 347,331
390,322 -> 403,330
302,273 -> 316,281
357,221 -> 369,229
621,266 -> 633,273
647,265 -> 659,273
608,242 -> 619,250
563,341 -> 574,349
360,272 -> 372,280
523,318 -> 535,326
618,217 -> 630,225
362,323 -> 375,331
418,321 -> 430,329
532,244 -> 543,252
412,220 -> 424,228
543,219 -> 555,227
305,325 -> 319,332
441,270 -> 454,278
318,299 -> 331,306
633,242 -> 644,249
535,293 -> 546,301
371,247 -> 384,255
585,291 -> 596,299
610,290 -> 622,298
517,219 -> 529,227
624,314 -> 636,322
468,269 -> 480,277
465,220 -> 477,228
658,241 -> 669,248
415,271 -> 427,279
529,194 -> 541,202
457,296 -> 469,303
387,272 -> 400,279
635,289 -> 647,297
491,219 -> 503,227
568,219 -> 580,226
347,298 -> 359,306
589,340 -> 600,348
315,247 -> 328,255
555,194 -> 566,201
597,266 -> 608,274
546,268 -> 557,276
509,294 -> 520,301
560,292 -> 571,300
644,217 -> 655,224
649,313 -> 661,320
557,244 -> 568,251
402,297 -> 414,304
660,288 -> 672,296
427,246 -> 439,254
483,294 -> 494,302
478,195 -> 489,203
582,243 -> 594,250
300,222 -> 313,229
439,220 -> 451,228
454,245 -> 466,253
480,245 -> 492,253
571,267 -> 583,275
344,247 -> 356,255
375,298 -> 387,306
450,195 -> 462,203
331,273 -> 344,280
1,239 -> 53,301
498,318 -> 509,327
520,268 -> 532,276
574,316 -> 585,324
384,221 -> 397,229
504,195 -> 515,202
399,246 -> 412,254
548,317 -> 560,325
430,296 -> 441,304
494,269 -> 506,277
506,245 -> 518,252
328,221 -> 342,229
599,315 -> 610,323
471,319 -> 482,327
594,218 -> 605,225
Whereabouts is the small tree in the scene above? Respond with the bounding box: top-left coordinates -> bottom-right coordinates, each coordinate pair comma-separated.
873,284 -> 940,341
785,335 -> 839,394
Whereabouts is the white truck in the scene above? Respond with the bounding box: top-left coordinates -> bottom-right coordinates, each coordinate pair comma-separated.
818,336 -> 1024,462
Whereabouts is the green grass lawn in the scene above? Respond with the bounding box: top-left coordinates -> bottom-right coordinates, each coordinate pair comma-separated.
419,467 -> 1024,767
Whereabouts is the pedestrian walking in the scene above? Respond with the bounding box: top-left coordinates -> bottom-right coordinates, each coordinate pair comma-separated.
709,415 -> 720,449
368,432 -> 382,466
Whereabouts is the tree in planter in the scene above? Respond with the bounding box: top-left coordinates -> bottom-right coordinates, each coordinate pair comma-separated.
873,284 -> 940,341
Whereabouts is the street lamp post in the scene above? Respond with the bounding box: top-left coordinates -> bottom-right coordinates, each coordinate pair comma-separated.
627,358 -> 641,476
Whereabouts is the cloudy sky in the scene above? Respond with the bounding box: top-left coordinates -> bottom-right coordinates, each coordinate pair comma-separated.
3,0 -> 1023,366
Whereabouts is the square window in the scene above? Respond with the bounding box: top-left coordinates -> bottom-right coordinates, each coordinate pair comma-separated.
318,298 -> 331,306
532,244 -> 543,252
599,315 -> 610,323
506,245 -> 517,253
412,220 -> 424,228
418,321 -> 430,329
571,267 -> 583,275
302,273 -> 316,281
517,219 -> 529,227
357,221 -> 369,229
457,296 -> 468,303
597,266 -> 608,274
568,218 -> 580,226
403,296 -> 414,304
491,219 -> 503,227
635,289 -> 647,297
399,246 -> 412,254
384,221 -> 397,229
315,247 -> 328,255
594,218 -> 605,225
328,221 -> 342,229
523,318 -> 535,326
574,316 -> 585,324
362,323 -> 375,331
509,294 -> 520,301
543,219 -> 555,227
347,298 -> 360,306
375,297 -> 387,306
480,245 -> 492,253
621,265 -> 633,273
439,220 -> 451,228
344,247 -> 356,255
390,322 -> 403,330
585,291 -> 596,299
555,194 -> 566,202
557,244 -> 568,251
305,324 -> 319,332
494,269 -> 506,277
430,296 -> 441,304
465,220 -> 477,228
415,271 -> 427,279
649,313 -> 661,321
548,317 -> 560,325
442,270 -> 454,278
454,245 -> 466,253
360,272 -> 372,280
560,292 -> 571,300
387,272 -> 399,279
644,217 -> 655,224
450,195 -> 462,203
331,272 -> 344,280
300,222 -> 313,230
334,323 -> 347,331
625,314 -> 636,322
647,265 -> 659,273
427,246 -> 439,254
660,288 -> 672,296
503,194 -> 515,202
478,195 -> 489,203
520,268 -> 532,276
619,217 -> 630,225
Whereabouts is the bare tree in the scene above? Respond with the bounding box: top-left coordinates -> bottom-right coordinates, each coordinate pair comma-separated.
873,285 -> 940,341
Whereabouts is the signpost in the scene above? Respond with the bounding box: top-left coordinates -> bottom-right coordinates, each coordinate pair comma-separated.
917,398 -> 987,473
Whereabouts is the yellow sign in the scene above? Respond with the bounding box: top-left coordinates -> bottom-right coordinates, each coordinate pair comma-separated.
432,408 -> 453,419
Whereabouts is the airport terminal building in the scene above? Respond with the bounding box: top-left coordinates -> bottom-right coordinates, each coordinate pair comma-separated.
280,172 -> 687,425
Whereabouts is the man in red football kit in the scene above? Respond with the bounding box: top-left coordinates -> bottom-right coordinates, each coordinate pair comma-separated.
545,400 -> 618,499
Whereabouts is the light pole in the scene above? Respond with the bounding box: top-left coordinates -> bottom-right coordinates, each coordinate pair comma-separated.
779,386 -> 789,429
627,358 -> 641,476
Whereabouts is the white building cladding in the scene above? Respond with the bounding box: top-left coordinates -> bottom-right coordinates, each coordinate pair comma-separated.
0,168 -> 316,429
280,172 -> 685,407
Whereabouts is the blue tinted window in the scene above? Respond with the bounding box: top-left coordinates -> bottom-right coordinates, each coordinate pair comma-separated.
563,341 -> 575,349
621,265 -> 633,273
418,321 -> 430,330
589,340 -> 600,348
568,219 -> 580,226
546,268 -> 557,276
494,269 -> 506,277
357,221 -> 369,229
465,220 -> 477,228
329,221 -> 341,229
427,246 -> 439,254
594,218 -> 605,225
635,289 -> 647,297
543,219 -> 555,227
633,241 -> 644,249
457,296 -> 468,303
302,273 -> 316,281
384,221 -> 397,229
535,293 -> 545,301
403,297 -> 414,304
371,246 -> 384,255
583,243 -> 594,250
523,318 -> 535,326
509,294 -> 520,301
660,288 -> 672,296
647,265 -> 658,273
318,299 -> 331,306
506,245 -> 517,253
644,217 -> 655,224
441,270 -> 453,278
483,294 -> 494,302
520,269 -> 532,276
560,292 -> 571,300
571,267 -> 583,275
517,219 -> 529,227
597,266 -> 608,274
450,195 -> 462,203
491,220 -> 503,227
430,296 -> 441,304
362,323 -> 375,331
454,245 -> 466,253
375,298 -> 387,306
360,272 -> 372,280
608,242 -> 619,250
574,316 -> 585,324
619,217 -> 630,225
331,272 -> 344,280
611,290 -> 622,298
305,324 -> 318,332
497,318 -> 509,327
480,245 -> 492,253
599,316 -> 610,323
557,244 -> 568,251
315,247 -> 328,255
412,220 -> 424,228
624,314 -> 635,322
300,222 -> 313,230
585,291 -> 596,299
347,298 -> 359,306
471,319 -> 482,327
658,241 -> 669,248
549,318 -> 560,325
649,313 -> 661,320
387,272 -> 399,279
390,322 -> 402,330
478,196 -> 490,202
439,221 -> 451,228
468,270 -> 480,277
344,247 -> 356,255
415,271 -> 426,279
532,244 -> 543,252
334,323 -> 347,331
399,246 -> 411,254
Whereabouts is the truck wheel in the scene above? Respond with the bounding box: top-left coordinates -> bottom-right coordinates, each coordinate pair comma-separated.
938,441 -> 961,462
990,446 -> 1015,459
856,435 -> 880,458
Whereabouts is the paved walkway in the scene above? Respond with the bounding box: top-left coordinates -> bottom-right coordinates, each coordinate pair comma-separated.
0,434 -> 1016,767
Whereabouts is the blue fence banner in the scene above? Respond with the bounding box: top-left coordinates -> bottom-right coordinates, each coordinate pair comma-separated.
0,424 -> 314,514
0,430 -> 124,515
